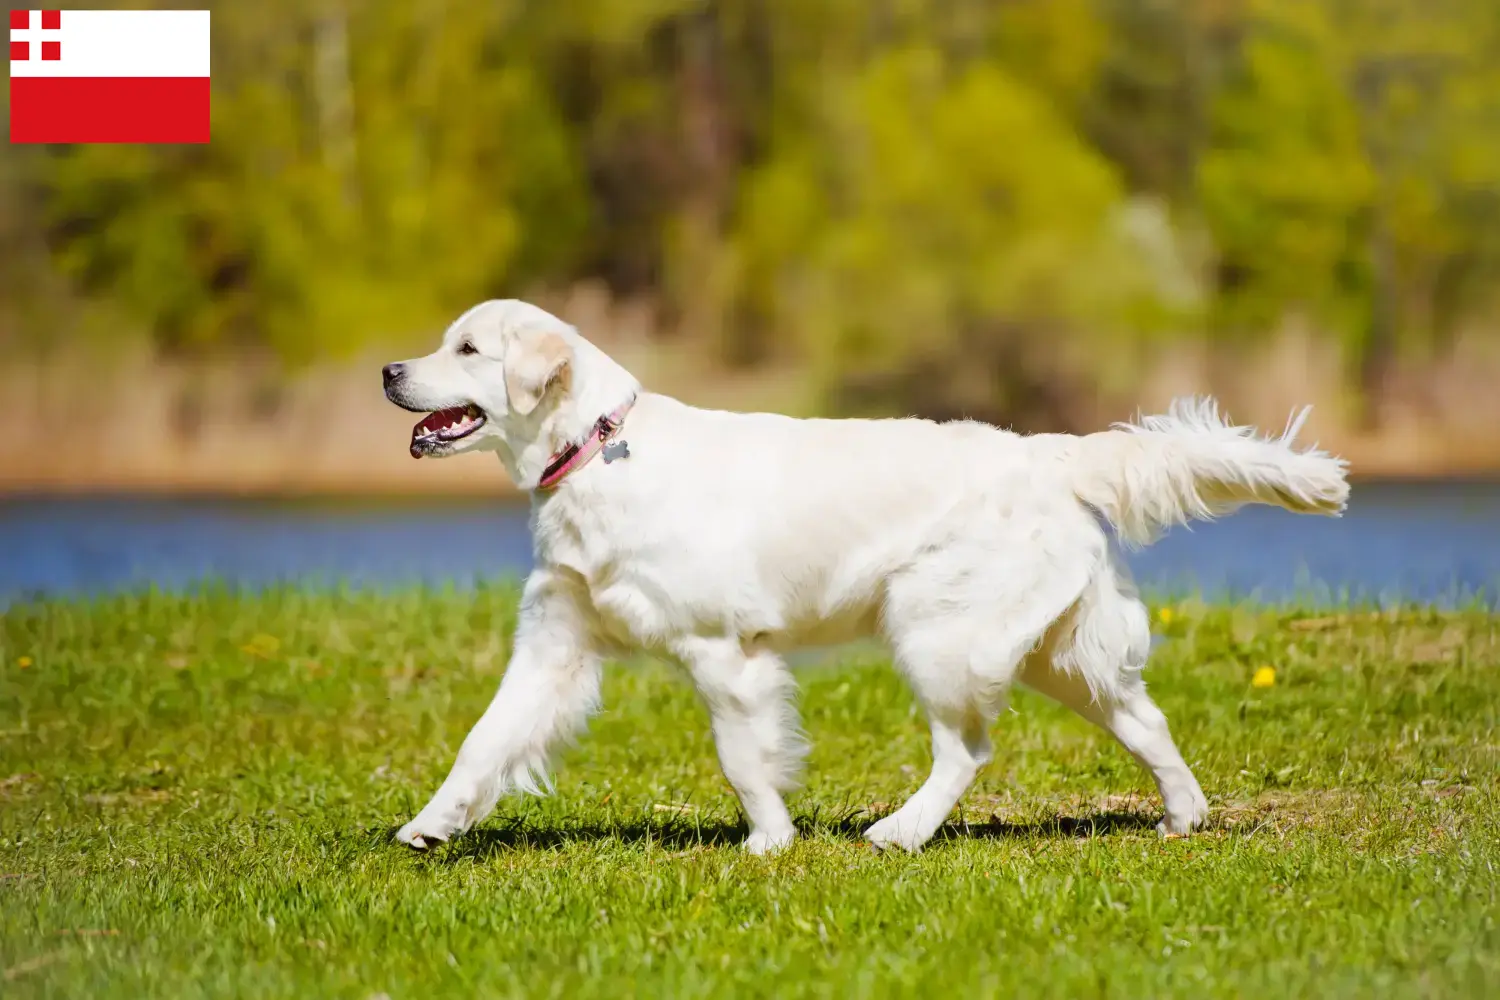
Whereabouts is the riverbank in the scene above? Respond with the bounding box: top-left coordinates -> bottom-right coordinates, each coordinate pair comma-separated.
6,481 -> 1499,608
6,321 -> 1500,495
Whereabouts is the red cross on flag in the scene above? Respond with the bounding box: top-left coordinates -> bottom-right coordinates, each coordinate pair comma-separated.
9,9 -> 210,143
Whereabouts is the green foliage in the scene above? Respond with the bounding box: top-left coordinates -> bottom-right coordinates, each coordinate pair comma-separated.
734,44 -> 1177,389
2,591 -> 1498,995
1195,0 -> 1500,374
9,0 -> 1500,408
1196,0 -> 1377,339
35,1 -> 590,361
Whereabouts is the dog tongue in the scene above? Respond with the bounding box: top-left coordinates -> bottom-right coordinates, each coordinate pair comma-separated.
415,406 -> 466,434
410,406 -> 468,459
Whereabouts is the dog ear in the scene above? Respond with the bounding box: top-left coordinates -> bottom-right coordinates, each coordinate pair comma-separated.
504,326 -> 572,415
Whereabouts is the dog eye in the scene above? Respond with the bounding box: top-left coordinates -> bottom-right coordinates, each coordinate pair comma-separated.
457,342 -> 478,356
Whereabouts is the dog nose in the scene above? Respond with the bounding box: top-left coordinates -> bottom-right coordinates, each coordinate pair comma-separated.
382,363 -> 404,389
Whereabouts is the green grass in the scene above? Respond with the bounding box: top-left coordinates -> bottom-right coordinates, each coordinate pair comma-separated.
1,586 -> 1497,998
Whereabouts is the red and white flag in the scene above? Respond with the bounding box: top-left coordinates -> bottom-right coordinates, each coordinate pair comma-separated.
9,9 -> 210,144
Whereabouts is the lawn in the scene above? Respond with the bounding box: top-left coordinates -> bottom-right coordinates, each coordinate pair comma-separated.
1,587 -> 1496,998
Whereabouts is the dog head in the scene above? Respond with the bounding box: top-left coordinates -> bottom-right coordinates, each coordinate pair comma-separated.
383,300 -> 577,462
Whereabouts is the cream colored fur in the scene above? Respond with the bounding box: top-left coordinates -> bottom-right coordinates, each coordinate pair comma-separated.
382,300 -> 1350,853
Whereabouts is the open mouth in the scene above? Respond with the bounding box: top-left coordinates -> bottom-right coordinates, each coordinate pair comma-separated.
410,404 -> 485,458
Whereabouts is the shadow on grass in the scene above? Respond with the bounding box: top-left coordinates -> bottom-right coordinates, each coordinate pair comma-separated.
381,807 -> 1160,863
942,810 -> 1159,841
423,817 -> 750,861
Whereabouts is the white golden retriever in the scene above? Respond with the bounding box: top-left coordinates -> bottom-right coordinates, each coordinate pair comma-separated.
382,299 -> 1349,853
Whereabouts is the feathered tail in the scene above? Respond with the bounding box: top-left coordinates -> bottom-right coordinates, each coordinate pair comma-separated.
1066,397 -> 1350,548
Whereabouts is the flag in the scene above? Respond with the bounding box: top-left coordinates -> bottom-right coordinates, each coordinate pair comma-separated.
9,9 -> 210,144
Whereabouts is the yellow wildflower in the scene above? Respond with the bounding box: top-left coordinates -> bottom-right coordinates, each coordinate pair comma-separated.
16,656 -> 32,668
1158,607 -> 1175,625
240,634 -> 281,658
1252,666 -> 1276,688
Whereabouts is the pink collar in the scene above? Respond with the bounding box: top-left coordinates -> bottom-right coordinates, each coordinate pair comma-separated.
536,398 -> 635,490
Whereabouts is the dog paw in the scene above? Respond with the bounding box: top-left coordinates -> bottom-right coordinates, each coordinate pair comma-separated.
395,819 -> 450,850
744,827 -> 795,856
395,801 -> 468,850
864,814 -> 928,853
1157,791 -> 1210,837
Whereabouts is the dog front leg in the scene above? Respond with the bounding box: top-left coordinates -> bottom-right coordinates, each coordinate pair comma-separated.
677,638 -> 806,855
397,575 -> 601,849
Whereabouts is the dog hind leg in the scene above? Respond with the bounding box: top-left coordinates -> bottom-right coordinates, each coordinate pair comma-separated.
869,549 -> 1092,852
1020,575 -> 1209,836
863,699 -> 994,852
1022,664 -> 1208,835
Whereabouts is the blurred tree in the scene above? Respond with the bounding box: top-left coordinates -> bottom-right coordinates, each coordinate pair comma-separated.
1334,0 -> 1500,420
38,0 -> 589,362
1085,0 -> 1240,199
1197,0 -> 1500,424
6,0 -> 1499,425
1196,0 -> 1377,345
733,40 -> 1177,425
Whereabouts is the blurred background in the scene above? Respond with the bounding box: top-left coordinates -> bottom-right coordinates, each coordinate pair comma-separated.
3,0 -> 1500,603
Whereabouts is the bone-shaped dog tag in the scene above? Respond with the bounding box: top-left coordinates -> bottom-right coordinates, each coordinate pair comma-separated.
602,440 -> 630,463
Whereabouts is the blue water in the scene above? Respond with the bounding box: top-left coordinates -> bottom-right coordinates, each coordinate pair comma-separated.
1,481 -> 1497,607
